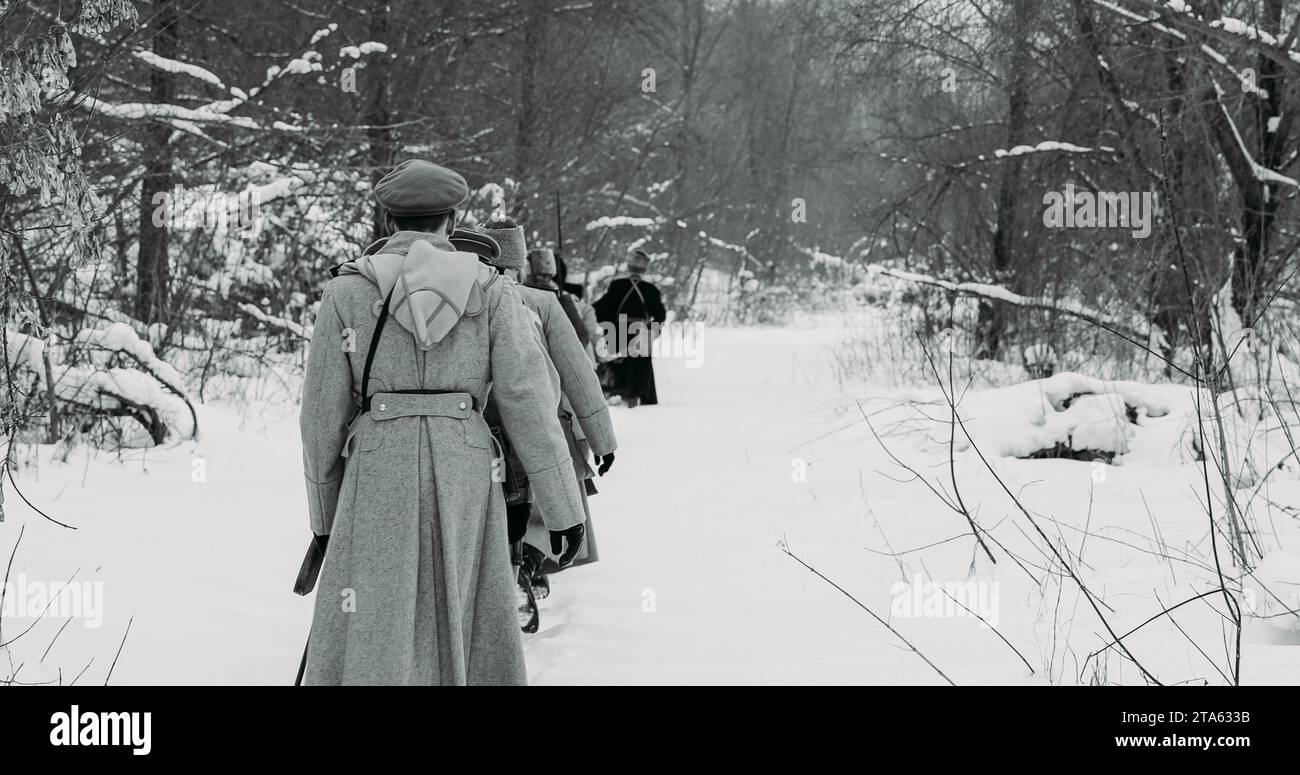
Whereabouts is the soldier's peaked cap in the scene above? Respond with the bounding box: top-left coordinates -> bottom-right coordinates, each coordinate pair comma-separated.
449,228 -> 501,261
374,159 -> 469,217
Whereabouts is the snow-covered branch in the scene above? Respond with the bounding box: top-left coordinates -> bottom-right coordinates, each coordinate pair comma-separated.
237,303 -> 311,340
132,51 -> 225,90
584,215 -> 659,231
67,39 -> 335,135
1211,80 -> 1299,189
1088,0 -> 1281,94
952,141 -> 1117,170
868,264 -> 1150,341
72,94 -> 260,130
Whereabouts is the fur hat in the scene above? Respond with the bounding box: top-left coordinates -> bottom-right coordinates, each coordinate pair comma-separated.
628,249 -> 650,273
528,247 -> 557,276
480,224 -> 527,269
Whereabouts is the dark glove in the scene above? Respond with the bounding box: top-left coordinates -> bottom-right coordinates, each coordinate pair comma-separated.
596,452 -> 615,476
549,523 -> 585,568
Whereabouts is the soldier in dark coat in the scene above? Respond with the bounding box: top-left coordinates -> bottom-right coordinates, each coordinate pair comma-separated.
592,249 -> 667,407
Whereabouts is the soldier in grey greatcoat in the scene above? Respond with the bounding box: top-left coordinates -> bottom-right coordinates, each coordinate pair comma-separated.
456,221 -> 616,622
298,159 -> 584,685
518,245 -> 615,574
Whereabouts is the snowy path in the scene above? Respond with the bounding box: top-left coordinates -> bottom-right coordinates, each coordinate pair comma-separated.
518,320 -> 958,684
5,315 -> 1298,685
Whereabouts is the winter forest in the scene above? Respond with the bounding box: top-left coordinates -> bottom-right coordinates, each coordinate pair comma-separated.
2,0 -> 1300,691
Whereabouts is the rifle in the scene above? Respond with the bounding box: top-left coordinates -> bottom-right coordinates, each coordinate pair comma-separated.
293,534 -> 329,596
555,190 -> 586,298
555,190 -> 566,253
291,533 -> 328,685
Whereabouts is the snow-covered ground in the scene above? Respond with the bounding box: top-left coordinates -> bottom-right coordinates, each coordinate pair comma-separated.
2,313 -> 1298,685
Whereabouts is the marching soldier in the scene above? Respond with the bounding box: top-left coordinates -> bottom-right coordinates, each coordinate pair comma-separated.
593,248 -> 667,407
554,253 -> 605,364
520,245 -> 617,581
297,160 -> 585,685
456,220 -> 617,628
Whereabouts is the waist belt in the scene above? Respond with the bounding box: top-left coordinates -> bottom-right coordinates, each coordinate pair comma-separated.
369,391 -> 479,421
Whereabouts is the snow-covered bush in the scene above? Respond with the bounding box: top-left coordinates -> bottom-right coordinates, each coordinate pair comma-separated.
921,371 -> 1173,461
729,276 -> 795,325
8,323 -> 200,449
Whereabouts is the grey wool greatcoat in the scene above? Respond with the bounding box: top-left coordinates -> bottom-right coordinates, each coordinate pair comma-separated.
517,285 -> 617,458
515,285 -> 616,567
298,230 -> 585,685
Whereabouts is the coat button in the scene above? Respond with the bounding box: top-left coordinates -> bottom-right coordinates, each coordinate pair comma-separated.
378,403 -> 387,412
458,401 -> 467,410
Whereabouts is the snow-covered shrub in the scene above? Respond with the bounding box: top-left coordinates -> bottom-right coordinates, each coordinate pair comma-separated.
730,279 -> 794,325
937,372 -> 1173,461
3,329 -> 50,440
50,323 -> 197,447
829,297 -> 1026,389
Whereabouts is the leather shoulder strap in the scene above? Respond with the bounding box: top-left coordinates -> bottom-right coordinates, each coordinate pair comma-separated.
361,285 -> 397,412
616,279 -> 646,315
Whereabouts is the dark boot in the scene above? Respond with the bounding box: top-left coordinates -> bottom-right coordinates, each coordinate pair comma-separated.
513,541 -> 538,633
532,573 -> 551,600
520,542 -> 551,600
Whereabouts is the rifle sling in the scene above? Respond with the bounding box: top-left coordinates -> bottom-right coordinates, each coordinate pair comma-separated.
361,285 -> 397,413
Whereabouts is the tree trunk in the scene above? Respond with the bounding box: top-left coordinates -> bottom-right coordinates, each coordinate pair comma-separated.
134,0 -> 179,326
976,0 -> 1034,360
514,0 -> 546,223
366,0 -> 394,241
1231,0 -> 1287,324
